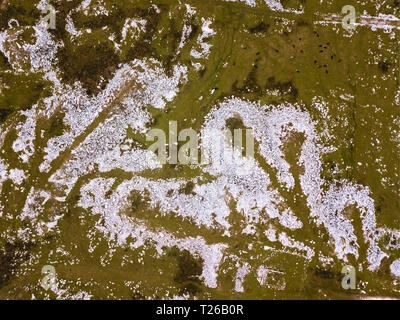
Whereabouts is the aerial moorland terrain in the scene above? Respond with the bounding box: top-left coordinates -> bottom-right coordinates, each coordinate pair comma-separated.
0,0 -> 400,299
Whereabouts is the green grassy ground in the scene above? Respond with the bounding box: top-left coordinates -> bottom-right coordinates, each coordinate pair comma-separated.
0,0 -> 399,299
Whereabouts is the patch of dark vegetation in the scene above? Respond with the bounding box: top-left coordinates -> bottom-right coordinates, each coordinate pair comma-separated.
376,256 -> 393,277
48,0 -> 88,41
124,7 -> 162,62
179,181 -> 195,195
0,108 -> 13,123
188,24 -> 199,41
313,268 -> 339,279
305,267 -> 343,294
72,4 -> 158,42
123,5 -> 181,76
198,67 -> 207,78
57,40 -> 120,95
164,20 -> 181,54
0,2 -> 40,31
0,73 -> 51,120
65,193 -> 82,218
158,162 -> 195,180
378,61 -> 390,73
374,191 -> 400,222
282,130 -> 305,168
231,59 -> 298,101
248,22 -> 269,33
71,10 -> 122,42
225,117 -> 244,131
146,113 -> 161,128
162,54 -> 175,77
232,60 -> 261,93
48,112 -> 68,137
296,20 -> 308,26
375,195 -> 386,214
265,76 -> 298,100
243,62 -> 261,91
0,51 -> 10,69
53,3 -> 175,94
129,190 -> 150,216
0,240 -> 34,288
280,0 -> 291,8
169,247 -> 203,296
